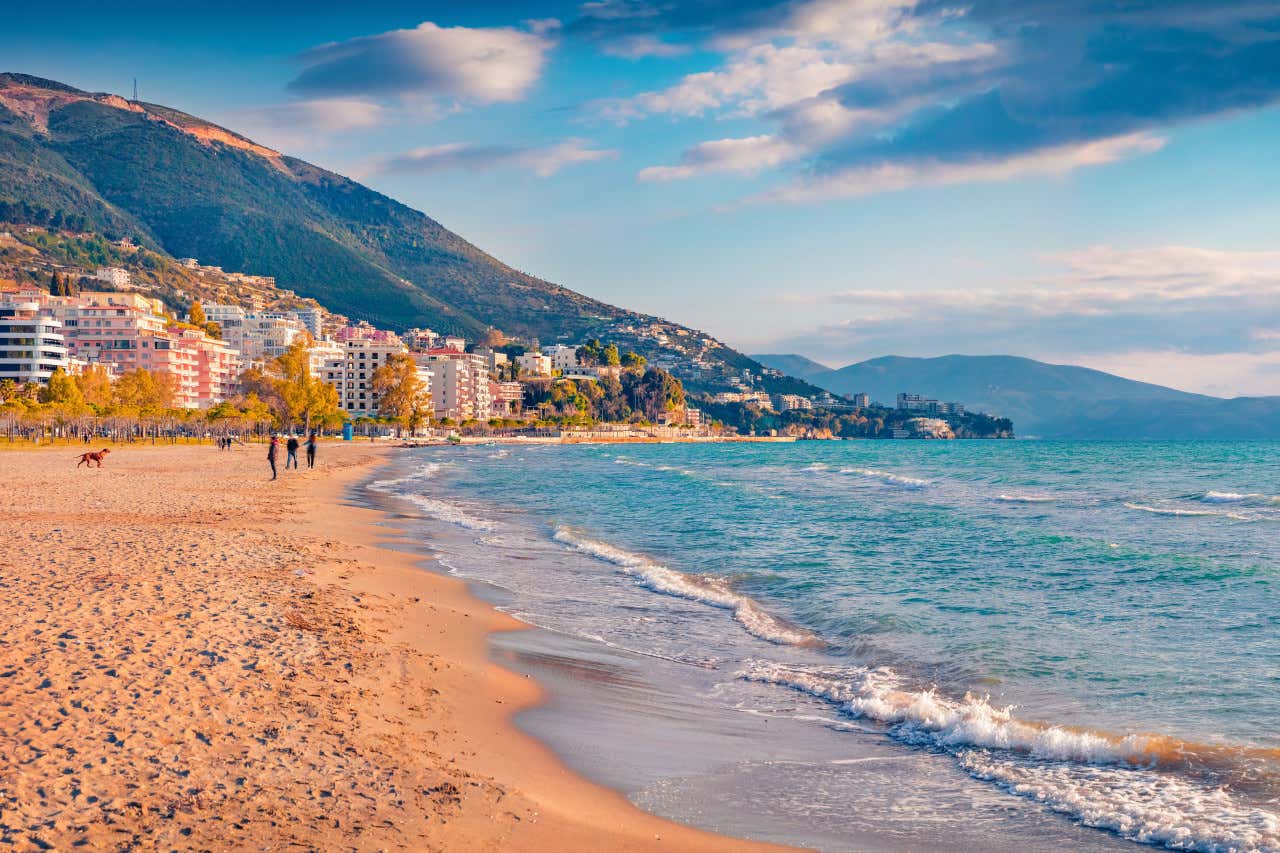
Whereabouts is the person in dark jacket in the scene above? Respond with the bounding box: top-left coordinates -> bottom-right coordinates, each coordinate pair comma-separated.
267,436 -> 280,480
305,432 -> 318,469
286,436 -> 300,469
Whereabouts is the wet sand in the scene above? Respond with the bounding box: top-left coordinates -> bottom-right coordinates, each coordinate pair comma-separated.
0,442 -> 789,851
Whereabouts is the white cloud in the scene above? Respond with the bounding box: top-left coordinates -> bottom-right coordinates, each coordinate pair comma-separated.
1069,349 -> 1280,398
755,243 -> 1280,396
601,34 -> 690,59
638,134 -> 803,181
289,21 -> 553,104
746,133 -> 1165,204
369,138 -> 617,178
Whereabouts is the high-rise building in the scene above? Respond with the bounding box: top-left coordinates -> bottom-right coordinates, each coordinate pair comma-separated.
0,296 -> 69,384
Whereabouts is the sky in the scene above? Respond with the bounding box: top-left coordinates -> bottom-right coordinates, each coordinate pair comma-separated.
5,0 -> 1280,397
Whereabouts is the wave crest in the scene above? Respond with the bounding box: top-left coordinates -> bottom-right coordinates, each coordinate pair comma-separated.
554,527 -> 819,647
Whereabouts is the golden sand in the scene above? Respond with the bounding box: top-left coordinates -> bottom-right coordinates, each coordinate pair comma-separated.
0,442 -> 788,851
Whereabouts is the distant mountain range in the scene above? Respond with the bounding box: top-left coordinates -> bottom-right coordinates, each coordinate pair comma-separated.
0,72 -> 823,396
753,353 -> 1280,439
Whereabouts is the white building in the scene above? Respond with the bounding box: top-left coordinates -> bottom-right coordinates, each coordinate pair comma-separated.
291,308 -> 323,338
93,267 -> 131,288
897,392 -> 964,416
0,298 -> 69,384
517,352 -> 553,378
777,394 -> 813,411
323,338 -> 411,419
205,304 -> 306,365
544,344 -> 579,373
416,351 -> 492,422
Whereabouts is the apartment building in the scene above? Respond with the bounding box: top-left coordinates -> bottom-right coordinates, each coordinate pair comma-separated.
324,338 -> 412,419
0,296 -> 69,384
517,352 -> 553,378
777,394 -> 813,411
93,267 -> 131,288
544,344 -> 579,373
205,304 -> 306,364
415,350 -> 492,422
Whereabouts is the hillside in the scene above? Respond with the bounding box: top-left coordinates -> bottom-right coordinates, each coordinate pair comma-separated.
752,353 -> 1280,439
0,72 -> 822,396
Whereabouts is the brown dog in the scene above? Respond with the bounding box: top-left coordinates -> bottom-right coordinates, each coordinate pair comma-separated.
76,448 -> 111,468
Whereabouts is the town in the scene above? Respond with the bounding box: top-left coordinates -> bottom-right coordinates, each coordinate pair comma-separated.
0,227 -> 1012,441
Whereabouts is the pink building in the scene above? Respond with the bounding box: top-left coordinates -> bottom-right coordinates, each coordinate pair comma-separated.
54,294 -> 240,408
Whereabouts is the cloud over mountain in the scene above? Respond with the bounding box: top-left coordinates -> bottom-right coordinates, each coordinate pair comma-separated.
288,21 -> 553,104
368,139 -> 617,178
603,0 -> 1280,202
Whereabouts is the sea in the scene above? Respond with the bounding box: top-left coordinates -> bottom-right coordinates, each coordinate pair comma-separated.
358,440 -> 1280,852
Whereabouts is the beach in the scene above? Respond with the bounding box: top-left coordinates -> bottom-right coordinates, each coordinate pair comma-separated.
0,442 -> 787,851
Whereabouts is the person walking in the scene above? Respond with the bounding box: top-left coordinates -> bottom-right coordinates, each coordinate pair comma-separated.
267,435 -> 280,480
305,432 -> 318,469
286,435 -> 300,469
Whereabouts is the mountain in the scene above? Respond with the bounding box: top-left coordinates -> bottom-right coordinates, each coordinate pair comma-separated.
752,353 -> 1280,439
751,353 -> 835,385
0,72 -> 823,396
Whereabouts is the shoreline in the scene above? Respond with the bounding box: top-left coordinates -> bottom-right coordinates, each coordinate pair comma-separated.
0,441 -> 791,851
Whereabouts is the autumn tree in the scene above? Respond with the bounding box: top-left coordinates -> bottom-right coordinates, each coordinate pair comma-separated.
74,364 -> 114,411
239,338 -> 342,431
38,368 -> 87,412
371,353 -> 431,435
188,301 -> 206,326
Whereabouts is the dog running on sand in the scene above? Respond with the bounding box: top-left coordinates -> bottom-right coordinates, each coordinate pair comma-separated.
76,448 -> 111,468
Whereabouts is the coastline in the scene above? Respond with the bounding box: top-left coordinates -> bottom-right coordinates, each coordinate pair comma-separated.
0,441 -> 790,851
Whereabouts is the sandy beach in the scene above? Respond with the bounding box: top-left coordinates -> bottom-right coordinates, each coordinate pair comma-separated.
0,441 -> 790,851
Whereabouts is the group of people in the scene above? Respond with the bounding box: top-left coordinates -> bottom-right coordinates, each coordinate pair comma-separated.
267,433 -> 318,480
215,436 -> 240,450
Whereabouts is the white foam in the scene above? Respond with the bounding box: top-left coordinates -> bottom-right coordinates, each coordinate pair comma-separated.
367,461 -> 443,492
996,493 -> 1058,503
959,752 -> 1280,853
1125,502 -> 1249,521
367,462 -> 496,530
741,662 -> 1280,851
403,494 -> 497,531
839,467 -> 930,489
553,527 -> 817,647
1200,491 -> 1275,505
740,662 -> 1150,764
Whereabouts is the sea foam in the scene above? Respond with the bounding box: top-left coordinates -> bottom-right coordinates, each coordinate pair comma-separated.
367,462 -> 497,530
1125,502 -> 1249,521
839,467 -> 930,489
996,493 -> 1059,503
741,661 -> 1280,851
554,527 -> 818,647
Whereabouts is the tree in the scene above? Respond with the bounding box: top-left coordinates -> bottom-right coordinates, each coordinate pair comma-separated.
0,379 -> 16,402
203,320 -> 222,340
38,368 -> 87,411
620,351 -> 646,370
112,369 -> 175,416
371,353 -> 431,435
74,365 -> 113,411
188,301 -> 206,326
602,344 -> 621,366
240,338 -> 342,431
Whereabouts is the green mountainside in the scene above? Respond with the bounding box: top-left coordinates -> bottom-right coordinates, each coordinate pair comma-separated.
753,353 -> 1280,439
0,72 -> 821,396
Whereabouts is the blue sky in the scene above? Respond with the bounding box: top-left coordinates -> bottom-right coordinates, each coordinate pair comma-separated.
6,0 -> 1280,396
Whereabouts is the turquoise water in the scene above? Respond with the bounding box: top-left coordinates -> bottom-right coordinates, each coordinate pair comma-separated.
368,441 -> 1280,851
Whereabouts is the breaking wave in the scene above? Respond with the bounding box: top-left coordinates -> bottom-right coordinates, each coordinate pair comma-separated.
741,661 -> 1280,851
839,467 -> 930,489
367,462 -> 497,530
996,493 -> 1059,503
1125,502 -> 1249,521
553,527 -> 819,647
